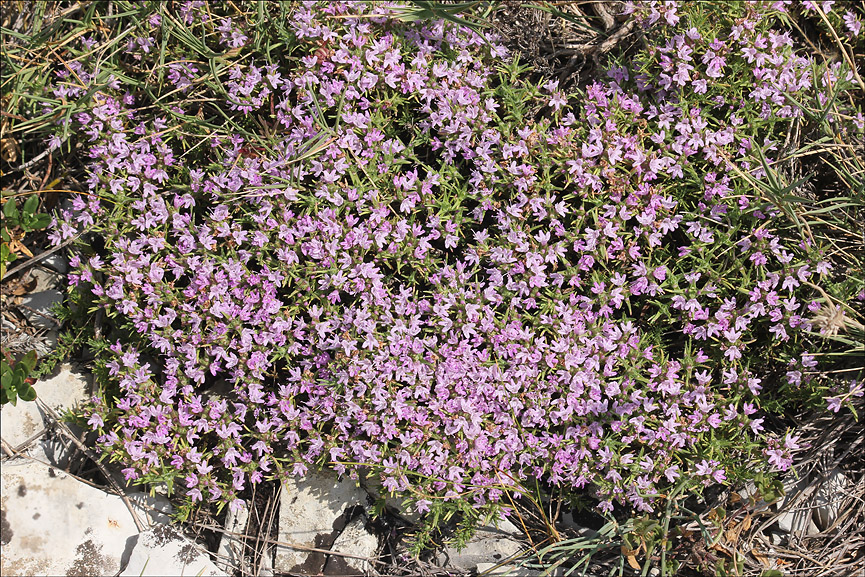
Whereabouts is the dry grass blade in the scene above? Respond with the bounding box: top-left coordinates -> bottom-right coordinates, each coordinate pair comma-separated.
721,397 -> 865,577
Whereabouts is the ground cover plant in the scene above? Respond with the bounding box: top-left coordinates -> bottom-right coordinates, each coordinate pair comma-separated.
2,0 -> 863,574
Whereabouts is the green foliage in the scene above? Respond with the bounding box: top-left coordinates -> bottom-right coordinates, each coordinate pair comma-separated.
1,350 -> 39,406
0,240 -> 15,279
1,194 -> 52,279
397,1 -> 492,33
3,195 -> 51,232
520,519 -> 629,577
406,497 -> 488,556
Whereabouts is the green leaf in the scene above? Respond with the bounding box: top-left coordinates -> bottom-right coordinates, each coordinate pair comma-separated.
18,385 -> 37,402
760,571 -> 784,577
3,199 -> 20,224
22,195 -> 39,216
29,213 -> 51,230
21,350 -> 38,373
14,366 -> 29,382
0,243 -> 16,278
1,377 -> 12,393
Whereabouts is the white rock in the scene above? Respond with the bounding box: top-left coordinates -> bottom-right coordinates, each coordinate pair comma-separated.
37,329 -> 59,356
126,491 -> 174,527
0,364 -> 89,450
324,514 -> 379,576
477,562 -> 521,576
776,509 -> 819,536
19,290 -> 63,330
775,474 -> 818,536
1,459 -> 137,576
119,525 -> 226,576
780,473 -> 811,502
477,562 -> 567,576
736,482 -> 758,501
814,467 -> 850,531
27,267 -> 63,292
439,517 -> 526,571
217,502 -> 250,573
274,469 -> 369,574
39,253 -> 68,274
558,510 -> 597,537
25,434 -> 77,469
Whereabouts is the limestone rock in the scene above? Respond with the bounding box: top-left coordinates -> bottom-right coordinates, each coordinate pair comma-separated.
274,469 -> 370,574
1,460 -> 138,576
0,364 -> 89,450
814,467 -> 850,531
24,433 -> 78,469
217,502 -> 250,573
255,546 -> 275,577
18,290 -> 63,330
126,491 -> 174,527
558,509 -> 598,537
39,253 -> 68,274
775,474 -> 819,536
776,510 -> 819,536
119,525 -> 226,576
324,514 -> 379,576
438,517 -> 526,571
26,266 -> 64,292
476,562 -> 521,576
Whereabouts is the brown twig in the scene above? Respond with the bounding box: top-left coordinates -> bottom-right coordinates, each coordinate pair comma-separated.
16,303 -> 61,327
2,232 -> 79,280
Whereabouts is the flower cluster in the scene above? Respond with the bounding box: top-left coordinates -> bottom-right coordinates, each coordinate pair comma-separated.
49,0 -> 863,517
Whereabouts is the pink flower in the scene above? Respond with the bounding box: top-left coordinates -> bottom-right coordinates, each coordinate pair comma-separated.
415,499 -> 431,514
664,465 -> 680,482
88,413 -> 104,429
549,92 -> 567,110
766,449 -> 792,471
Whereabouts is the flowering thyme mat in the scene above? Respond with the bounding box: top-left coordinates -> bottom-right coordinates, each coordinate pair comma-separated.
3,0 -> 862,573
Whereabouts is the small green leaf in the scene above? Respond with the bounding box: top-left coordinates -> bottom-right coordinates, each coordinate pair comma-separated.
14,366 -> 28,383
18,386 -> 37,402
760,570 -> 784,577
30,213 -> 52,230
3,199 -> 20,224
21,350 -> 38,373
23,195 -> 39,216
